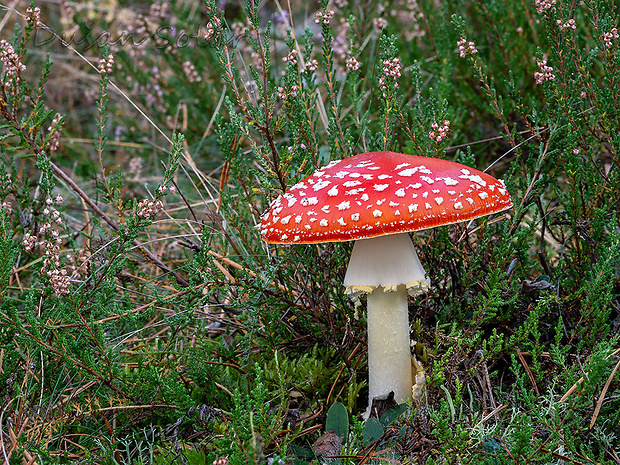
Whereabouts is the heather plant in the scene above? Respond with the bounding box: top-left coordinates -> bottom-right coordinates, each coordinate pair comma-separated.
0,0 -> 619,463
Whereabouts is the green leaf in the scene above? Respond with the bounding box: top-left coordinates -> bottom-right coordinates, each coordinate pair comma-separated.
289,444 -> 313,459
325,402 -> 348,441
379,403 -> 408,426
362,417 -> 384,445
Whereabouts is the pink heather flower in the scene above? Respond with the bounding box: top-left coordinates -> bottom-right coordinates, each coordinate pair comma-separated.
277,85 -> 298,100
383,57 -> 401,78
535,0 -> 556,14
379,57 -> 402,95
556,19 -> 576,30
204,16 -> 220,41
429,120 -> 451,142
182,61 -> 201,83
98,54 -> 114,75
49,269 -> 71,295
128,157 -> 143,178
25,6 -> 42,27
0,40 -> 26,77
374,17 -> 388,31
603,28 -> 619,48
304,59 -> 319,73
47,114 -> 63,153
346,56 -> 361,72
150,2 -> 169,20
315,10 -> 335,25
283,49 -> 298,65
457,38 -> 478,58
136,198 -> 164,218
1,201 -> 12,214
23,232 -> 36,252
59,0 -> 74,20
534,59 -> 555,84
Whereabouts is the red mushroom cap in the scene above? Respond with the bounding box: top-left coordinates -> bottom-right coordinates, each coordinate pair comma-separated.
260,151 -> 513,244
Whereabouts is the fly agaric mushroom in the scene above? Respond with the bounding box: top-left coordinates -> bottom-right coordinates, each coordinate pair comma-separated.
260,151 -> 512,415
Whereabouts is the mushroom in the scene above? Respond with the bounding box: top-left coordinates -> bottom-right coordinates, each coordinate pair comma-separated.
260,151 -> 512,416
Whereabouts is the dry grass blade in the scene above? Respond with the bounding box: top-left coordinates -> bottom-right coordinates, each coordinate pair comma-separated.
474,403 -> 508,429
539,448 -> 591,465
590,356 -> 620,429
217,158 -> 232,213
560,348 -> 620,403
516,348 -> 539,395
208,250 -> 299,297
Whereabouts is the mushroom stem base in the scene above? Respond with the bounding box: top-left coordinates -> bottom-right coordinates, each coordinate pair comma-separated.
365,284 -> 413,418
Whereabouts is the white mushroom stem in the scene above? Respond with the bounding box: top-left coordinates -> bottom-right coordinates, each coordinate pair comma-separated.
366,284 -> 413,407
343,233 -> 429,418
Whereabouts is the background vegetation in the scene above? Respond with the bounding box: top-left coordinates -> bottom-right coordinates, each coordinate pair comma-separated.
0,0 -> 619,463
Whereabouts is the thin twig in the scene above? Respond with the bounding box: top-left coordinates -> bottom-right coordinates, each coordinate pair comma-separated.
590,356 -> 620,428
516,348 -> 540,395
